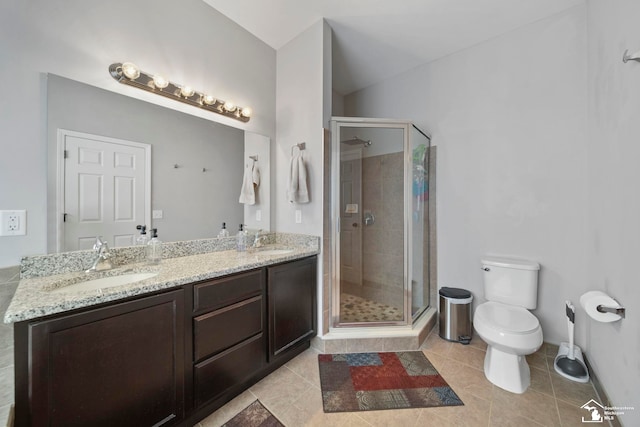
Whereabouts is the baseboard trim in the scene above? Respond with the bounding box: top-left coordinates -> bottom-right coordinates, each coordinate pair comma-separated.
583,354 -> 622,427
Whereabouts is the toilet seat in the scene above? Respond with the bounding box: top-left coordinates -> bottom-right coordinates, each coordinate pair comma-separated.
475,301 -> 539,334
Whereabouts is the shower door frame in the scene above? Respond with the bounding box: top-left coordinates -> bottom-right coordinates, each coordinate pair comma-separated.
330,117 -> 414,328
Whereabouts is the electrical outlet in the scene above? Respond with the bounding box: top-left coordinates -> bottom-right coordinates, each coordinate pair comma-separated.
0,210 -> 27,236
295,210 -> 302,224
152,209 -> 163,219
8,215 -> 19,231
255,209 -> 262,222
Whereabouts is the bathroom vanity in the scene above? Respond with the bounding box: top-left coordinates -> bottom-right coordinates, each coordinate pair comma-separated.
6,235 -> 318,427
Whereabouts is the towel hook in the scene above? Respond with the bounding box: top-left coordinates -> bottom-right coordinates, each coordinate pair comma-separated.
623,49 -> 640,63
291,142 -> 306,156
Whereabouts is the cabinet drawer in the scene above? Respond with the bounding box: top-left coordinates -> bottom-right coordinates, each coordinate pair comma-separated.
194,333 -> 265,407
193,296 -> 263,362
193,269 -> 264,313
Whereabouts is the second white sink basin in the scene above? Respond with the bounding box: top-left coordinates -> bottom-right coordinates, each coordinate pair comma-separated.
49,272 -> 158,294
257,248 -> 294,256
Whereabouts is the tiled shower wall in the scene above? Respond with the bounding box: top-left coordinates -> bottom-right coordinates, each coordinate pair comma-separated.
350,151 -> 405,310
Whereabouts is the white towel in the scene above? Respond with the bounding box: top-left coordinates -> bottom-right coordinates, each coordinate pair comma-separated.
287,152 -> 309,203
252,161 -> 260,187
239,160 -> 260,205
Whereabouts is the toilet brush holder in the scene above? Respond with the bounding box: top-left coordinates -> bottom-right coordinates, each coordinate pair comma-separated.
553,301 -> 589,383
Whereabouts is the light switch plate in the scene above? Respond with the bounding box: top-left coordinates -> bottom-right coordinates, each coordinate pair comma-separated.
295,210 -> 302,224
152,209 -> 163,219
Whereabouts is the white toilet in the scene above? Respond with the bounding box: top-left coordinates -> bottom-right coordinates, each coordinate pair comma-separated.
473,256 -> 543,394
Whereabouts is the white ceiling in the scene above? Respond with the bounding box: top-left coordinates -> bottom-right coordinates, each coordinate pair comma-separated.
203,0 -> 584,95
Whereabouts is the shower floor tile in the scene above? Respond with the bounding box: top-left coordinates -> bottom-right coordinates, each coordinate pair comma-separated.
340,293 -> 403,322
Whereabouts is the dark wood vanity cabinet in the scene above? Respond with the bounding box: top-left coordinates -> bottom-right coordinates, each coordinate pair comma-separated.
14,256 -> 317,427
267,256 -> 317,363
191,269 -> 267,409
14,290 -> 185,427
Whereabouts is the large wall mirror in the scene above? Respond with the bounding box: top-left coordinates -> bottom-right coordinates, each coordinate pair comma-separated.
46,75 -> 270,253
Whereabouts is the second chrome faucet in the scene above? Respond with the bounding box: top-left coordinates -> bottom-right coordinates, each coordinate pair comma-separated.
85,236 -> 112,273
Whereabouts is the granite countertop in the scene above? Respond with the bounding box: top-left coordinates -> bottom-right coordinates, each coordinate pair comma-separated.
4,244 -> 318,324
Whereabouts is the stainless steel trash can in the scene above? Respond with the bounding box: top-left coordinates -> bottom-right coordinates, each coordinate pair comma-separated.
439,287 -> 473,344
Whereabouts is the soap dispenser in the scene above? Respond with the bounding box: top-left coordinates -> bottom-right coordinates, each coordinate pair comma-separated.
236,224 -> 247,252
217,222 -> 230,238
135,225 -> 149,246
146,228 -> 162,264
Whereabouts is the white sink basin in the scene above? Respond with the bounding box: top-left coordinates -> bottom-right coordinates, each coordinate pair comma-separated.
49,272 -> 158,294
257,248 -> 294,256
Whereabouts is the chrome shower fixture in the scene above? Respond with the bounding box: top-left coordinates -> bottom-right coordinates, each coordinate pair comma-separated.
341,136 -> 372,147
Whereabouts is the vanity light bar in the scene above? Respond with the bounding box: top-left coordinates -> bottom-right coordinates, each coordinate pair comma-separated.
109,62 -> 251,123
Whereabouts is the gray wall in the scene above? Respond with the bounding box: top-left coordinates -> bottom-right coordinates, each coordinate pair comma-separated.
47,75 -> 244,246
346,7 -> 589,346
586,0 -> 640,423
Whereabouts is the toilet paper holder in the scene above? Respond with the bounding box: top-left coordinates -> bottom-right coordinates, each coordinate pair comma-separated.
596,305 -> 626,319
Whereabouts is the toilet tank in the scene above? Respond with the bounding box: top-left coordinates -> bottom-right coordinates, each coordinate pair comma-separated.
481,256 -> 540,309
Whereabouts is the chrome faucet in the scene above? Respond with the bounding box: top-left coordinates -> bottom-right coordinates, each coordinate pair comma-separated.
85,236 -> 113,273
252,230 -> 267,249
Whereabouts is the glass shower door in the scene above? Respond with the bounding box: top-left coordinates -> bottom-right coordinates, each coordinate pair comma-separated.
333,121 -> 408,326
332,118 -> 433,328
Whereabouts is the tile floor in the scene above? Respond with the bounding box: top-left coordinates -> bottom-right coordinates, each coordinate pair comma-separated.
199,333 -> 601,427
0,266 -> 19,426
0,266 -> 602,427
340,293 -> 403,323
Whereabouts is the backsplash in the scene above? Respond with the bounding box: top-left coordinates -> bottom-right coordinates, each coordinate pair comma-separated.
20,232 -> 318,279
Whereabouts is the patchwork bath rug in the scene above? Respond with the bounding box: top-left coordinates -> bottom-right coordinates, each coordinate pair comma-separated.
222,400 -> 284,427
318,351 -> 463,413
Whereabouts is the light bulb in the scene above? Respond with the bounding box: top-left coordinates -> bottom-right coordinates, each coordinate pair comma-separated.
202,94 -> 216,105
180,85 -> 195,97
153,75 -> 169,89
241,107 -> 252,118
121,62 -> 140,80
223,101 -> 236,112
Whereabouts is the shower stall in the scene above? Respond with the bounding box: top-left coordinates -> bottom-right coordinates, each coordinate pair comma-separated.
330,118 -> 434,330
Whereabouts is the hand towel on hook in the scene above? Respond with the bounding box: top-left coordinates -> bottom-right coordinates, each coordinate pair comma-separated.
287,151 -> 309,203
239,159 -> 260,205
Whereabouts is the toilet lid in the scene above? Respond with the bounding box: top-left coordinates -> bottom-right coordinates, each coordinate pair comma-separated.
476,302 -> 539,334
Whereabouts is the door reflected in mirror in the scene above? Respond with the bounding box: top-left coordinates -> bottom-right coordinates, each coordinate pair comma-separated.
47,75 -> 270,253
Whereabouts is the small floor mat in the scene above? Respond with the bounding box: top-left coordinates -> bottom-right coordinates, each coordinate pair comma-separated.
222,400 -> 284,427
318,351 -> 464,413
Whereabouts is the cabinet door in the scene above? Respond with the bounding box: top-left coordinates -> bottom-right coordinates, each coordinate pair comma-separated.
24,290 -> 185,427
267,256 -> 317,361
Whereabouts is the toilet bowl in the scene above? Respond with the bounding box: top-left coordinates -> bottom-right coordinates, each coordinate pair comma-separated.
474,256 -> 542,394
474,301 -> 543,394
